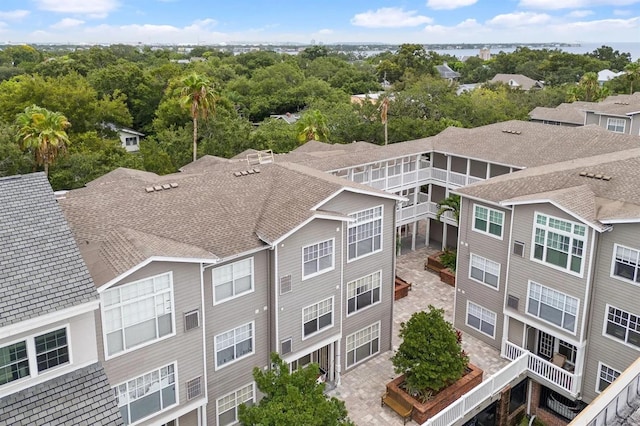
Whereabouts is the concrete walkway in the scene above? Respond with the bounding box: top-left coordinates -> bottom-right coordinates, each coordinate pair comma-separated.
327,247 -> 509,425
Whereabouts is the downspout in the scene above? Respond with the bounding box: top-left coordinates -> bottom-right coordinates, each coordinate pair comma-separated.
199,262 -> 208,426
335,223 -> 346,387
501,204 -> 516,356
273,245 -> 279,354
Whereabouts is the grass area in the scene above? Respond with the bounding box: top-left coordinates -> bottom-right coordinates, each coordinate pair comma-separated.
518,415 -> 546,426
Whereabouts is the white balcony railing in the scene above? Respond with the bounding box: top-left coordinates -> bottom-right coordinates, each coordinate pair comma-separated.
504,341 -> 579,396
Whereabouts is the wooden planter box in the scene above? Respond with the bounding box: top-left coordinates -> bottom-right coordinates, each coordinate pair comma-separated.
439,268 -> 456,287
386,363 -> 484,424
425,251 -> 446,273
394,276 -> 412,301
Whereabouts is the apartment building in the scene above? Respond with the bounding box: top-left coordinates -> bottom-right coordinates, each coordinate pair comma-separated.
530,92 -> 640,135
0,173 -> 122,425
59,161 -> 402,426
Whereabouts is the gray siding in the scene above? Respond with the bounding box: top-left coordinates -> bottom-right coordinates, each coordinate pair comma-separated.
582,224 -> 640,402
585,112 -> 598,126
505,204 -> 591,343
454,197 -> 510,350
204,250 -> 270,424
96,261 -> 206,426
321,192 -> 397,373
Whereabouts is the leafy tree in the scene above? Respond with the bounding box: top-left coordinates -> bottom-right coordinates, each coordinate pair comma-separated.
391,306 -> 468,399
16,105 -> 70,176
436,194 -> 460,223
587,45 -> 631,71
178,72 -> 218,162
0,122 -> 32,177
238,353 -> 354,426
567,72 -> 608,102
250,118 -> 298,153
624,61 -> 640,94
296,109 -> 330,143
299,45 -> 329,62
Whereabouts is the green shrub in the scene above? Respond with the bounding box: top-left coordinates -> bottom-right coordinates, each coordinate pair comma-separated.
440,249 -> 457,271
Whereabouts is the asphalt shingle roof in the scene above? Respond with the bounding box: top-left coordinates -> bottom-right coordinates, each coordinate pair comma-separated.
0,173 -> 98,328
0,363 -> 123,426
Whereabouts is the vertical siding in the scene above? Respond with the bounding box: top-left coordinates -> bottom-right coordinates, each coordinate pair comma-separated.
582,223 -> 640,402
204,250 -> 270,424
320,192 -> 397,374
505,204 -> 590,343
96,261 -> 206,426
454,198 -> 510,350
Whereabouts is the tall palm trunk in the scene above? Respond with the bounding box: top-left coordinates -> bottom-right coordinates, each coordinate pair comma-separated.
193,115 -> 198,162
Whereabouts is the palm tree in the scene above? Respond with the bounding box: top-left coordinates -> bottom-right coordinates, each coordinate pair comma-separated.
16,105 -> 70,176
296,109 -> 330,144
435,194 -> 460,224
178,72 -> 217,162
624,61 -> 640,95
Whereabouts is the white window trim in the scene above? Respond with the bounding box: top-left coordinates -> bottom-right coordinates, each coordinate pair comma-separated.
102,272 -> 176,361
602,304 -> 640,352
212,258 -> 255,305
216,382 -> 255,426
113,361 -> 179,426
530,212 -> 586,277
596,361 -> 621,394
301,297 -> 334,340
346,205 -> 384,263
0,324 -> 72,389
301,238 -> 335,280
214,321 -> 255,371
346,270 -> 382,317
472,203 -> 504,240
606,117 -> 626,133
526,280 -> 579,335
468,253 -> 500,291
610,243 -> 640,286
346,321 -> 381,368
465,301 -> 497,339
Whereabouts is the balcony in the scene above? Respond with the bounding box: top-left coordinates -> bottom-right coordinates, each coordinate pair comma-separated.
396,193 -> 457,226
504,341 -> 580,397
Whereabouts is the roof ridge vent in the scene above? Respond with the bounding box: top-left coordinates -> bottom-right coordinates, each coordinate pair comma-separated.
502,129 -> 521,135
233,168 -> 262,178
579,171 -> 611,181
145,182 -> 179,193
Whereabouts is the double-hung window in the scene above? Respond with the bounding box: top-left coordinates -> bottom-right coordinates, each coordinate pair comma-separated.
302,239 -> 334,278
114,363 -> 177,425
215,322 -> 254,368
612,244 -> 640,284
303,298 -> 333,338
217,383 -> 254,426
607,118 -> 625,133
532,213 -> 586,274
213,258 -> 253,303
347,271 -> 381,314
605,305 -> 640,348
348,206 -> 383,260
527,281 -> 578,332
102,272 -> 174,357
0,326 -> 70,387
473,205 -> 504,238
597,362 -> 621,393
346,323 -> 380,367
469,254 -> 500,288
466,302 -> 496,338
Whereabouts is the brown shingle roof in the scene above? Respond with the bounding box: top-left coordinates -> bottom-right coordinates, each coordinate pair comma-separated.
490,74 -> 542,90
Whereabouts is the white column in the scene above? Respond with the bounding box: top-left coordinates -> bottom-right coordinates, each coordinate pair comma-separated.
466,158 -> 471,185
334,339 -> 342,386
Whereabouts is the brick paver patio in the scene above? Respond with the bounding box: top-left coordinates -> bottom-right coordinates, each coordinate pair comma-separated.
327,246 -> 509,425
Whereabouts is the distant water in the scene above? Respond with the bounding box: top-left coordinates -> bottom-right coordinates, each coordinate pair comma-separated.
431,42 -> 640,62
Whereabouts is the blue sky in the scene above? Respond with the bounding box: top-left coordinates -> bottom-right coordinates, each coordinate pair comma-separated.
0,0 -> 638,44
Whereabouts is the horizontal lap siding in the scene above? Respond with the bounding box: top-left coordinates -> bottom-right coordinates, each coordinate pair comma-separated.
454,198 -> 510,350
204,250 -> 270,423
504,204 -> 590,342
321,193 -> 396,373
583,224 -> 640,402
97,261 -> 205,425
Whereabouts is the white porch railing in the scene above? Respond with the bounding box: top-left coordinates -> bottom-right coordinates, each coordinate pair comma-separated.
448,171 -> 467,187
504,341 -> 579,396
423,353 -> 529,426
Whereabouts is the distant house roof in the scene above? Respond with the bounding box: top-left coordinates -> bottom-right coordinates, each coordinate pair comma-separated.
490,74 -> 543,90
0,173 -> 98,328
269,113 -> 300,124
435,63 -> 460,79
598,69 -> 625,83
0,363 -> 123,426
456,83 -> 479,95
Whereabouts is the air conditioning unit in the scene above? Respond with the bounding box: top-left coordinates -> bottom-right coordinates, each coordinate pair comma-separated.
507,294 -> 519,310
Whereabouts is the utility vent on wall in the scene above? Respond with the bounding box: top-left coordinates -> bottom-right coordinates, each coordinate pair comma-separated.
184,310 -> 200,331
280,275 -> 292,294
281,338 -> 292,355
186,377 -> 202,400
513,241 -> 525,257
507,295 -> 519,310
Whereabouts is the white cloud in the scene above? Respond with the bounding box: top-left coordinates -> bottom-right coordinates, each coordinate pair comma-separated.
567,10 -> 594,18
50,18 -> 85,29
518,0 -> 640,10
613,9 -> 633,15
184,18 -> 217,32
0,10 -> 30,20
316,29 -> 334,34
487,12 -> 552,27
351,7 -> 432,28
426,0 -> 478,10
34,0 -> 119,15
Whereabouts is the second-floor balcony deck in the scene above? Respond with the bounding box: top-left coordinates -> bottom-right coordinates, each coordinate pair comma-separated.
396,193 -> 457,226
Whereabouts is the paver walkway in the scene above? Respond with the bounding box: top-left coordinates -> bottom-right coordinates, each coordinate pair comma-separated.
327,246 -> 509,425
